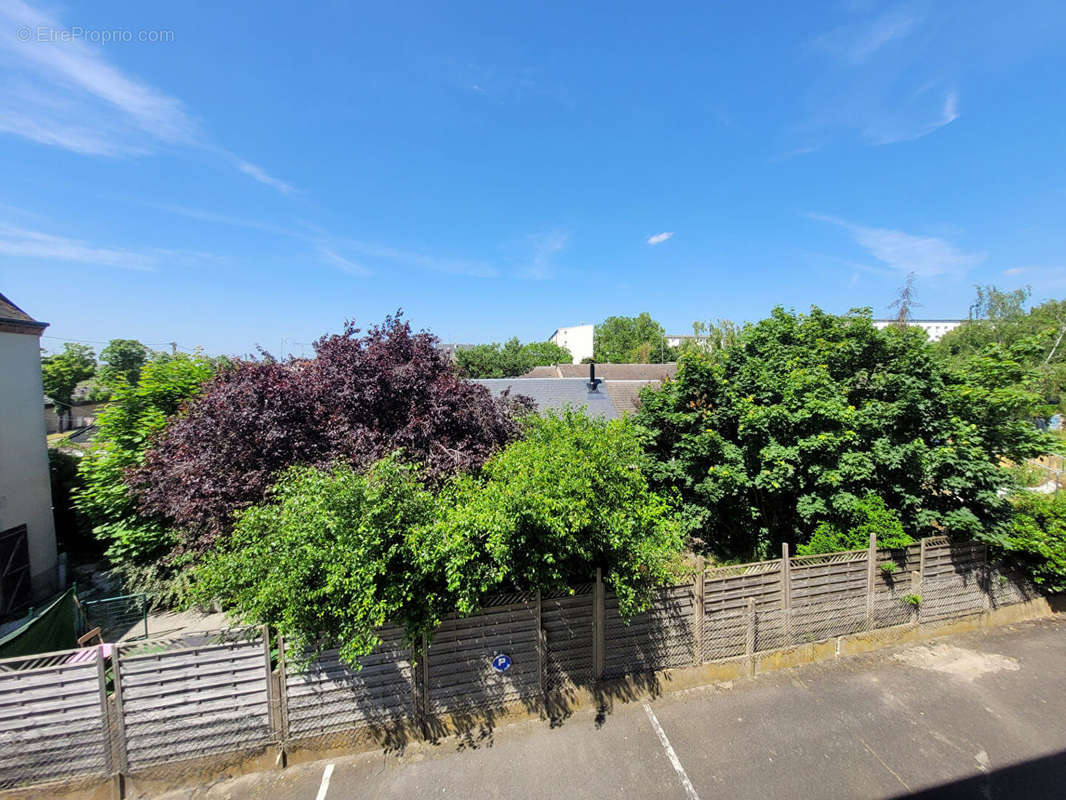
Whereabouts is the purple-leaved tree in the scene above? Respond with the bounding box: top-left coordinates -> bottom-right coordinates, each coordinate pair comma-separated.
131,314 -> 531,552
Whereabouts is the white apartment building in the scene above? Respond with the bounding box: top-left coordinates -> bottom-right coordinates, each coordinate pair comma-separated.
872,319 -> 964,342
549,324 -> 594,364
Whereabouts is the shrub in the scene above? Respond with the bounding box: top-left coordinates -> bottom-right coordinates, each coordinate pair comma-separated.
796,495 -> 914,555
190,457 -> 446,665
431,410 -> 686,619
1001,492 -> 1066,593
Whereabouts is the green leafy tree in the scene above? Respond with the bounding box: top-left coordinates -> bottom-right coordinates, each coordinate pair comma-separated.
796,494 -> 913,555
191,457 -> 447,664
595,313 -> 676,363
74,353 -> 215,602
432,410 -> 685,619
456,337 -> 533,378
98,339 -> 151,387
41,343 -> 96,430
520,340 -> 573,366
1001,492 -> 1066,593
636,307 -> 1050,561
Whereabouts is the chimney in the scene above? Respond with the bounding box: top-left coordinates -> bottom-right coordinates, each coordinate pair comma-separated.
587,361 -> 602,392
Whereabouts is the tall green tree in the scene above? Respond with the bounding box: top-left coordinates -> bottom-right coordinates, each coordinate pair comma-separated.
456,337 -> 532,378
98,339 -> 151,387
594,313 -> 676,363
520,340 -> 573,366
41,343 -> 96,430
74,353 -> 216,602
636,307 -> 1050,561
455,338 -> 572,377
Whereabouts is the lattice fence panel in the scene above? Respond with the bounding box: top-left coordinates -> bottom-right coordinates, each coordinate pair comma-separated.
283,624 -> 413,743
427,599 -> 540,715
0,649 -> 109,790
118,632 -> 271,770
604,584 -> 695,678
542,585 -> 594,690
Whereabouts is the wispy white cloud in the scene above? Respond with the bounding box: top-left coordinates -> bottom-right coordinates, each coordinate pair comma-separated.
0,222 -> 154,270
316,246 -> 372,277
236,160 -> 297,194
520,231 -> 568,280
865,90 -> 959,145
812,9 -> 919,65
647,232 -> 674,246
809,213 -> 985,277
0,1 -> 293,192
795,6 -> 974,149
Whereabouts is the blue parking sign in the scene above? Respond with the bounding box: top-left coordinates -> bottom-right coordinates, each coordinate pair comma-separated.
492,653 -> 511,672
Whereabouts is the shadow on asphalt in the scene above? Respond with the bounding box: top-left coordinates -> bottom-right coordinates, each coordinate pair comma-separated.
890,749 -> 1066,800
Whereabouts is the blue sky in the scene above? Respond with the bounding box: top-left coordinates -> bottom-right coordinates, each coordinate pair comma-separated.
1,0 -> 1065,356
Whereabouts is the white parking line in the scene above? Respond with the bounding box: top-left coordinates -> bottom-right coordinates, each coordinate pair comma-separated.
315,762 -> 335,800
643,702 -> 700,800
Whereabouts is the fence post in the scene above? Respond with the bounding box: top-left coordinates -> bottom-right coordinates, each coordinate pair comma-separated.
866,530 -> 878,627
781,543 -> 792,644
535,589 -> 546,699
745,597 -> 756,679
693,557 -> 705,665
419,633 -> 431,738
275,635 -> 289,765
95,646 -> 113,777
592,568 -> 606,681
111,646 -> 129,779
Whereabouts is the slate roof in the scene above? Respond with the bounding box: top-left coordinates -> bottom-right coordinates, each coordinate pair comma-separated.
473,378 -> 621,420
0,291 -> 47,334
520,363 -> 678,380
605,380 -> 659,414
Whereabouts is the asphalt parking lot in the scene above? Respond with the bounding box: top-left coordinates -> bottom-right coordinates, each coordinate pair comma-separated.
157,617 -> 1066,800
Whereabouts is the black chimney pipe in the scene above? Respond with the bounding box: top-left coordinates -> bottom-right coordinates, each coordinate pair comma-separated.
587,361 -> 601,392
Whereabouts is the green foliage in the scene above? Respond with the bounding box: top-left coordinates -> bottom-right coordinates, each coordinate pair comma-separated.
98,339 -> 151,387
937,286 -> 1066,414
679,319 -> 743,361
1001,492 -> 1066,593
520,340 -> 573,366
456,337 -> 572,378
191,457 -> 447,665
432,410 -> 685,619
637,307 -> 1051,560
41,343 -> 96,428
191,410 -> 685,664
903,593 -> 922,607
74,353 -> 215,602
796,495 -> 913,555
595,313 -> 677,363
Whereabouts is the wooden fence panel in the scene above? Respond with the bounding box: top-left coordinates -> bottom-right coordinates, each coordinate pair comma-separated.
283,625 -> 413,742
119,636 -> 270,770
427,599 -> 540,715
604,584 -> 695,678
542,585 -> 594,690
0,651 -> 108,790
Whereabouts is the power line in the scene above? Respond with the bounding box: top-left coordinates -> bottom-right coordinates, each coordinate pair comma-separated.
40,335 -> 178,347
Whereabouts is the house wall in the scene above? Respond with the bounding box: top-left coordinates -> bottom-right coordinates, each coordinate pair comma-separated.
549,324 -> 594,364
0,330 -> 58,600
44,401 -> 104,434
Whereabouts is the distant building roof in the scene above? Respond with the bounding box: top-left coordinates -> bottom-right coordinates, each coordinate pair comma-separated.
0,291 -> 48,336
473,378 -> 622,420
520,363 -> 678,380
